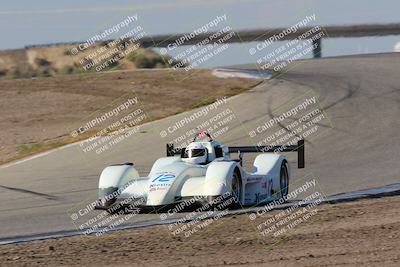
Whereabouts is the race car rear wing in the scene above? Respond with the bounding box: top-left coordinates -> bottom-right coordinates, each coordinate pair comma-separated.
166,139 -> 305,168
228,139 -> 305,168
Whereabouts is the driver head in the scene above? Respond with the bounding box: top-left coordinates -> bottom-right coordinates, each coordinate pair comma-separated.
181,142 -> 208,165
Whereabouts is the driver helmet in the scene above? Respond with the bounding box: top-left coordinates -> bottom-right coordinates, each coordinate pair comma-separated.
182,142 -> 208,164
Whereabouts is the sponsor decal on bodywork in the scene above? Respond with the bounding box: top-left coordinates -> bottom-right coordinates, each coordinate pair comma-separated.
149,172 -> 176,191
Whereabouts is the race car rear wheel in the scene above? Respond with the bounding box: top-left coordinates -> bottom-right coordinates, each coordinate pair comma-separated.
280,162 -> 289,199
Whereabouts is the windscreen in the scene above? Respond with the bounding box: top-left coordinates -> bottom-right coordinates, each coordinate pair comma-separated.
182,148 -> 205,158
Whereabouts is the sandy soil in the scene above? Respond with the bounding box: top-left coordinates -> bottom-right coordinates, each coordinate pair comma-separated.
1,195 -> 399,267
0,69 -> 260,163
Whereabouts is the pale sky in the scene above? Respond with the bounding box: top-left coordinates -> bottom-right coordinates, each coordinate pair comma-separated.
1,0 -> 399,66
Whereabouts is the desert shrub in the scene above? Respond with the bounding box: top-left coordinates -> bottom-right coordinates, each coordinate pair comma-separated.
11,67 -> 21,79
163,54 -> 186,68
93,53 -> 121,72
58,65 -> 74,75
63,49 -> 72,55
125,48 -> 186,69
36,69 -> 51,77
29,70 -> 38,78
99,40 -> 109,47
72,62 -> 85,73
134,54 -> 166,68
126,51 -> 137,62
35,57 -> 51,67
133,54 -> 154,68
155,62 -> 167,68
108,52 -> 122,68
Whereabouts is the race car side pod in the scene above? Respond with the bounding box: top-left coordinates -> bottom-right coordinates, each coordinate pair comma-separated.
227,139 -> 305,168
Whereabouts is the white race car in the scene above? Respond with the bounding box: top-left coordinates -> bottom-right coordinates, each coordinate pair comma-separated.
95,132 -> 304,212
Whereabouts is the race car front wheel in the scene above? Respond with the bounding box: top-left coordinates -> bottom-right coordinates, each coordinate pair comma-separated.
207,170 -> 242,208
279,162 -> 289,199
230,170 -> 242,206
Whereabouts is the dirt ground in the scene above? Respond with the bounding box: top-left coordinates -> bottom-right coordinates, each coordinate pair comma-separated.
1,195 -> 399,267
0,69 -> 260,163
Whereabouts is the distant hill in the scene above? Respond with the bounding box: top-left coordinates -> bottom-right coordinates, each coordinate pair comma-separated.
0,42 -> 181,79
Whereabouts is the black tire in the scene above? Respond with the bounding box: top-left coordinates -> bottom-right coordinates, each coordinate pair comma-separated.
207,170 -> 242,209
95,187 -> 122,215
95,188 -> 118,212
230,170 -> 242,207
106,203 -> 124,215
279,162 -> 289,199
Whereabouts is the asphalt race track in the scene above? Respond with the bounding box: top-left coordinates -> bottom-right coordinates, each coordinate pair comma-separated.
0,53 -> 399,240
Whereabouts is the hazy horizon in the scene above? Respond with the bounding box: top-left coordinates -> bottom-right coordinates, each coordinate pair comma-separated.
1,0 -> 400,66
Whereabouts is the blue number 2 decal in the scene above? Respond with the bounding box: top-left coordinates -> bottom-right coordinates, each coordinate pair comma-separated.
152,174 -> 176,183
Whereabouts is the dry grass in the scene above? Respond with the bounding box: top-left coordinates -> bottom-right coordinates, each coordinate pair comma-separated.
0,68 -> 261,164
